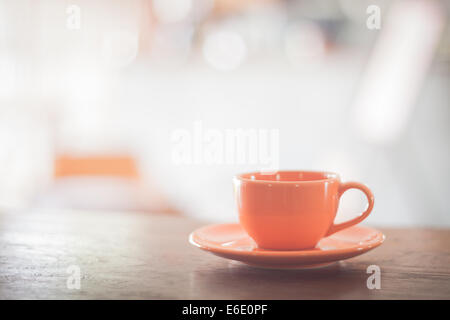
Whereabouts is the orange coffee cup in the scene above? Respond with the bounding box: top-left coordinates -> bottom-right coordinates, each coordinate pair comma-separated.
233,171 -> 374,250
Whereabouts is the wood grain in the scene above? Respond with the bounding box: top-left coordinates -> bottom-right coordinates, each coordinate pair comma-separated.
0,209 -> 449,299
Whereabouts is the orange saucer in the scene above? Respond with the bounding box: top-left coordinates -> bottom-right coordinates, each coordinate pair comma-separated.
189,224 -> 385,269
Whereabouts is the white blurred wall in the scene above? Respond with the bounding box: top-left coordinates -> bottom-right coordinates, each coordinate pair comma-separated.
0,0 -> 448,226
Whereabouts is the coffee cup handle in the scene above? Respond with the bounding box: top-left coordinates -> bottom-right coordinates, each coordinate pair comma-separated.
325,182 -> 374,237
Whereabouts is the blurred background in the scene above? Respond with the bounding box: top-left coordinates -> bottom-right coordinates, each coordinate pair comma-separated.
0,0 -> 448,226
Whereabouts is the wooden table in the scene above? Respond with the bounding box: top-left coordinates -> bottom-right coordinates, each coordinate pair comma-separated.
0,209 -> 449,299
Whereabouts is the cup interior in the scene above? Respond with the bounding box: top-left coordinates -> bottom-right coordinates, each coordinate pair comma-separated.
237,171 -> 338,183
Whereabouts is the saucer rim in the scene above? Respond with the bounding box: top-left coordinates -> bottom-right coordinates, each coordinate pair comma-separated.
189,223 -> 385,258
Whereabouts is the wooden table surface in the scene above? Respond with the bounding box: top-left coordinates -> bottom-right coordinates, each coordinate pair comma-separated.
0,209 -> 449,300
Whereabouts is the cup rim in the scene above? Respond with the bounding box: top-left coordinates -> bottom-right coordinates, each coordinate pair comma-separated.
234,170 -> 340,184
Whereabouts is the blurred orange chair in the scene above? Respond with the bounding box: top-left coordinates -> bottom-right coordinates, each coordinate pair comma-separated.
36,154 -> 177,214
54,155 -> 139,179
